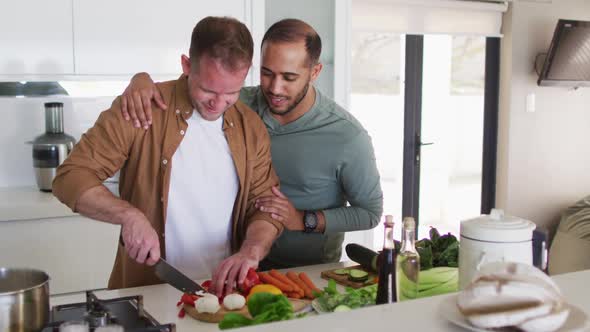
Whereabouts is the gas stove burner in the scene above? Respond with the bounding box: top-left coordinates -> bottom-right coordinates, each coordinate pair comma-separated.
85,309 -> 109,328
42,290 -> 175,332
84,291 -> 111,327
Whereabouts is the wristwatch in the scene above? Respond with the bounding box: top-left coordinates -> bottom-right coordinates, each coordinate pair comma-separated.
303,210 -> 318,233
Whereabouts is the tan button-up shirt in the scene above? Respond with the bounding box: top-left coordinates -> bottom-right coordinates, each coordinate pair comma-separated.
53,76 -> 282,289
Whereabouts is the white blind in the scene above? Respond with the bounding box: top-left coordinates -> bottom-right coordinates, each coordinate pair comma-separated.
352,0 -> 508,37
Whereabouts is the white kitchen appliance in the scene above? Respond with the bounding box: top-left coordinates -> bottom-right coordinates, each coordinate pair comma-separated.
458,209 -> 536,289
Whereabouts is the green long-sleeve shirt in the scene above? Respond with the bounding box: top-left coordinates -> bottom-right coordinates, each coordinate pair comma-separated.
240,86 -> 383,268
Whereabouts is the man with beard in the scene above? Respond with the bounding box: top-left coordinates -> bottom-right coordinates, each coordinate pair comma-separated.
120,19 -> 383,269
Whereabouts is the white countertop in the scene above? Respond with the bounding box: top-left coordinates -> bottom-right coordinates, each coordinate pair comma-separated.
50,263 -> 590,331
0,182 -> 118,222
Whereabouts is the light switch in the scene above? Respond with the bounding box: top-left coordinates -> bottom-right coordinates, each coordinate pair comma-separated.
526,93 -> 536,113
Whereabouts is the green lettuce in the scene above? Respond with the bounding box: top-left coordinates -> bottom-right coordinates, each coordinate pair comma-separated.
416,227 -> 459,270
218,293 -> 294,330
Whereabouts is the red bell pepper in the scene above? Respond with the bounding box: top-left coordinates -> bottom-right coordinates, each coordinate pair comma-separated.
237,268 -> 261,295
177,293 -> 200,307
201,279 -> 212,290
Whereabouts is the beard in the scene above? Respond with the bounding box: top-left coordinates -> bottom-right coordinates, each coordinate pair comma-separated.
266,82 -> 310,116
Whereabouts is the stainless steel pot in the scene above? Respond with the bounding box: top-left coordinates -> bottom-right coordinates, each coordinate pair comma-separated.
0,268 -> 50,332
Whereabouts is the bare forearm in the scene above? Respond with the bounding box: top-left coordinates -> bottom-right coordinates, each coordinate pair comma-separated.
75,185 -> 138,226
76,185 -> 161,265
239,220 -> 279,261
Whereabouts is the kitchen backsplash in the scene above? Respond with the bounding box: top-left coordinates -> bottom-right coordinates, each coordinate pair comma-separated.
0,96 -> 116,188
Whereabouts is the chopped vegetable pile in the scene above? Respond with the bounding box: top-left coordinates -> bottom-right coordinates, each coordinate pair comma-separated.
174,267 -> 322,327
313,279 -> 377,312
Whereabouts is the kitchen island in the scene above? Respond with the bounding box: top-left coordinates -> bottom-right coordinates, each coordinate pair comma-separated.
50,262 -> 590,331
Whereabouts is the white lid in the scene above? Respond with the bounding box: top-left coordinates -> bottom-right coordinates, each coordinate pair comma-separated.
460,209 -> 536,242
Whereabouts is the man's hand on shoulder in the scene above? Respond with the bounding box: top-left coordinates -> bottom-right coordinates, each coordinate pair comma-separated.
120,72 -> 167,129
118,208 -> 161,266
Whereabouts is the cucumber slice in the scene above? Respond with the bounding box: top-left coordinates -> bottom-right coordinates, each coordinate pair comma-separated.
348,269 -> 369,282
333,304 -> 352,312
333,269 -> 350,275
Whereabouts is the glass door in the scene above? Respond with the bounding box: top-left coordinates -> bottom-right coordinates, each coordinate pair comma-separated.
342,1 -> 500,254
347,34 -> 496,249
416,35 -> 487,239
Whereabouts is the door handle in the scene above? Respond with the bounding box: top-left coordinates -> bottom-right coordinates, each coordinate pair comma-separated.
415,133 -> 434,164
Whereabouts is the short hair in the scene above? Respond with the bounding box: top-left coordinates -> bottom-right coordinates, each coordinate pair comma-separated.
189,16 -> 253,72
262,19 -> 322,66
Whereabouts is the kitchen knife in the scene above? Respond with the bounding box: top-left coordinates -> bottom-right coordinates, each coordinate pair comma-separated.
153,258 -> 208,295
118,238 -> 207,295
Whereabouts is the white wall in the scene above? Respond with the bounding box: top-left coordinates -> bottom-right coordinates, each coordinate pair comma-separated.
0,96 -> 112,187
265,0 -> 335,99
497,0 -> 590,234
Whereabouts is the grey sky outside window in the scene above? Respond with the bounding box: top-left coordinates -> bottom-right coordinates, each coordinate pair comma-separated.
451,36 -> 486,96
352,32 -> 401,95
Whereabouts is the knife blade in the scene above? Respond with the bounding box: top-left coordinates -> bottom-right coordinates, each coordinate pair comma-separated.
118,238 -> 207,295
154,258 -> 208,295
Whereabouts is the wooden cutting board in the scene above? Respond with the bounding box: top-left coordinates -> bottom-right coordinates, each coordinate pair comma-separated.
184,298 -> 310,323
320,265 -> 377,288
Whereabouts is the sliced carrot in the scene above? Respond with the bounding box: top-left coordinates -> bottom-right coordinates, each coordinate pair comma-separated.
286,271 -> 314,299
257,272 -> 294,292
299,272 -> 321,293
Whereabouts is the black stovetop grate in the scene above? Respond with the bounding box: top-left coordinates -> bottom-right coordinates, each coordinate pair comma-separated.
42,291 -> 175,332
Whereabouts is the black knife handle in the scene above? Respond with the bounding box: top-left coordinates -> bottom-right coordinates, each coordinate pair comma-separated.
345,243 -> 379,272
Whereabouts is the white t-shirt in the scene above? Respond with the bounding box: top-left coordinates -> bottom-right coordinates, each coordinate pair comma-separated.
165,110 -> 239,280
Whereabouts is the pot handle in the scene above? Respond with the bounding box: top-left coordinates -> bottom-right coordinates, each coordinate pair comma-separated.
476,251 -> 488,271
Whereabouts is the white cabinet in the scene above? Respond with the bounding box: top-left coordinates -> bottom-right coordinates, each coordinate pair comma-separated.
0,0 -> 74,76
0,216 -> 120,295
0,0 -> 263,81
73,0 -> 254,77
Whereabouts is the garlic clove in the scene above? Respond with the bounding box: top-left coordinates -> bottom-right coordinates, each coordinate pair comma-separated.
223,293 -> 246,311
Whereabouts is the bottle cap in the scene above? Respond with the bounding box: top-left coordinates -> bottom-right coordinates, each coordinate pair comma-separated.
384,215 -> 394,227
403,217 -> 416,230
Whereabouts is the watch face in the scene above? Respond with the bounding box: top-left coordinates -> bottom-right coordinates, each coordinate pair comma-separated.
304,211 -> 318,232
